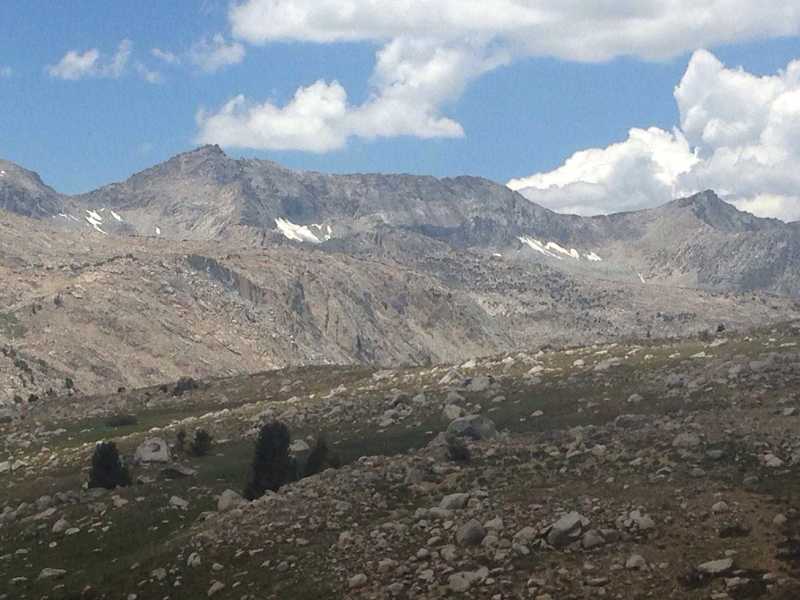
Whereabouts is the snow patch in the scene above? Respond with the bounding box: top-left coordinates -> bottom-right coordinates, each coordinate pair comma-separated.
518,236 -> 562,259
545,241 -> 581,260
518,236 -> 601,263
110,210 -> 123,222
638,273 -> 647,284
275,218 -> 332,244
0,170 -> 5,177
155,226 -> 161,236
85,209 -> 107,234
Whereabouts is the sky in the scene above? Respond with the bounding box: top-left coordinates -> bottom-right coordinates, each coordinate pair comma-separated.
1,1 -> 800,221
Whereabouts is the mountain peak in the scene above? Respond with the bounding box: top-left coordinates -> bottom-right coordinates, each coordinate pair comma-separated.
191,144 -> 227,158
669,190 -> 777,233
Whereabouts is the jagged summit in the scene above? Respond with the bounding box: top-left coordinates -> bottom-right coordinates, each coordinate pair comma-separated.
665,189 -> 780,233
0,158 -> 63,218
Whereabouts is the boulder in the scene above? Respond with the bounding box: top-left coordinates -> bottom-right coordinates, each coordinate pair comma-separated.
456,520 -> 487,546
217,489 -> 244,512
546,512 -> 589,547
440,493 -> 470,510
447,415 -> 497,440
134,438 -> 170,463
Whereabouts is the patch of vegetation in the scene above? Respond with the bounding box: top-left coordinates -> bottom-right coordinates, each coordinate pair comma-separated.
88,441 -> 131,489
446,434 -> 471,463
173,376 -> 198,396
189,428 -> 214,457
0,311 -> 25,339
245,421 -> 295,500
105,414 -> 138,428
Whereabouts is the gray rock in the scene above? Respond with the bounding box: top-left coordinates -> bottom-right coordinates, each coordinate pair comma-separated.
626,554 -> 648,570
697,558 -> 734,575
207,581 -> 225,597
134,438 -> 170,463
38,568 -> 66,580
672,432 -> 702,449
546,512 -> 588,547
443,404 -> 465,420
348,573 -> 368,589
448,567 -> 489,593
581,529 -> 606,549
217,489 -> 244,512
456,519 -> 487,546
440,493 -> 470,510
169,495 -> 189,510
447,414 -> 497,440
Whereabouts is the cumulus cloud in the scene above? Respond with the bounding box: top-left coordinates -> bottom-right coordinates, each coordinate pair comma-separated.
48,40 -> 133,80
135,62 -> 163,84
510,50 -> 800,221
228,1 -> 800,60
151,48 -> 180,65
200,1 -> 800,153
197,37 -> 502,150
189,34 -> 245,73
509,128 -> 699,215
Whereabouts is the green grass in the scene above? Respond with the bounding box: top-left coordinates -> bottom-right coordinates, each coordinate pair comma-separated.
0,311 -> 25,339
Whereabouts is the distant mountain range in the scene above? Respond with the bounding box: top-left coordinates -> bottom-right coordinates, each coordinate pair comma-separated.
1,147 -> 798,402
3,145 -> 799,295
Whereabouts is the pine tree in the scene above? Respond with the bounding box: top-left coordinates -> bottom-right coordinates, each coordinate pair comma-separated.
244,422 -> 293,500
88,441 -> 131,489
304,436 -> 329,477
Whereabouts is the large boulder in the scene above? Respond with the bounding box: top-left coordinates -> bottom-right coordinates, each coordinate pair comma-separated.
217,489 -> 244,512
446,415 -> 497,440
546,512 -> 590,547
134,438 -> 170,463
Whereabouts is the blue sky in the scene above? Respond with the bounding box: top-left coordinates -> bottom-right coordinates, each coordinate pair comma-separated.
1,2 -> 799,220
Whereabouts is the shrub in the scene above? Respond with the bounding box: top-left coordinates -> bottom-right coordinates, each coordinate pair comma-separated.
189,429 -> 213,457
105,414 -> 138,428
244,421 -> 295,500
446,434 -> 471,463
304,436 -> 329,477
173,376 -> 198,396
88,441 -> 131,489
175,428 -> 187,453
64,377 -> 74,390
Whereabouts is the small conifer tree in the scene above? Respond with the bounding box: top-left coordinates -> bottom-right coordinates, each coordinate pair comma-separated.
304,436 -> 329,477
88,441 -> 131,489
190,429 -> 213,457
244,421 -> 293,500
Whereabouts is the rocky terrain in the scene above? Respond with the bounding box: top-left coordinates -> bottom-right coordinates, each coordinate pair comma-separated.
2,322 -> 800,599
1,147 -> 800,405
1,205 -> 797,406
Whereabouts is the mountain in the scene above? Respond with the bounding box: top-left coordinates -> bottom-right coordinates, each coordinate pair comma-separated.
1,148 -> 800,402
68,145 -> 571,246
0,159 -> 63,218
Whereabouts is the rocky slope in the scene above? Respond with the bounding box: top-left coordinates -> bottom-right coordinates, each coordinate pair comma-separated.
3,323 -> 800,599
1,207 -> 797,405
1,147 -> 796,297
0,160 -> 63,219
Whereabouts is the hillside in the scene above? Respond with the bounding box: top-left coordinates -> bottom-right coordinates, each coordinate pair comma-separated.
2,323 -> 800,598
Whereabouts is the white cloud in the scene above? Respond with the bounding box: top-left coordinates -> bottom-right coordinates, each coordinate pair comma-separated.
207,1 -> 800,153
197,81 -> 350,152
510,50 -> 800,221
228,1 -> 800,61
197,37 -> 502,150
0,66 -> 12,78
135,62 -> 162,84
509,128 -> 699,215
48,40 -> 132,80
151,48 -> 180,65
189,34 -> 245,73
